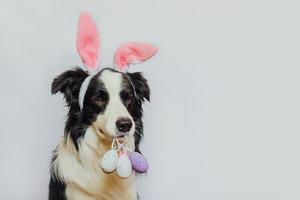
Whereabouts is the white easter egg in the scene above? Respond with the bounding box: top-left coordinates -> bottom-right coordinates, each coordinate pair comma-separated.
101,150 -> 118,173
117,155 -> 132,178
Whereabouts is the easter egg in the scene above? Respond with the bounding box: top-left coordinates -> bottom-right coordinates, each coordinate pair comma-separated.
101,150 -> 118,173
117,155 -> 132,178
129,152 -> 149,173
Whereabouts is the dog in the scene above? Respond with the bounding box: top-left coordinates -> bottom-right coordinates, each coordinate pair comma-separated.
48,13 -> 157,200
49,67 -> 150,200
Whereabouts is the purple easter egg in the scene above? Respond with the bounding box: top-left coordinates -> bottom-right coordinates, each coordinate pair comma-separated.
129,152 -> 149,173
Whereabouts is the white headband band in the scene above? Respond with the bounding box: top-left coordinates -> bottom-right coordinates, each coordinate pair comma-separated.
79,75 -> 93,109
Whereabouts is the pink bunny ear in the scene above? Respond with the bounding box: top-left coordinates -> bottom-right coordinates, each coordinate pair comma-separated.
77,12 -> 100,73
114,42 -> 158,71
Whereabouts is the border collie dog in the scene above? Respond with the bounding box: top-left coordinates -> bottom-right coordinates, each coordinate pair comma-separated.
49,68 -> 150,200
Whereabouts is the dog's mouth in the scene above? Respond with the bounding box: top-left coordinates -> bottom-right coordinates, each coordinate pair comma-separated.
98,128 -> 128,139
115,132 -> 129,138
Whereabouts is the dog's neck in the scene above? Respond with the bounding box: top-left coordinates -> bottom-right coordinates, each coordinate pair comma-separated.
52,127 -> 137,200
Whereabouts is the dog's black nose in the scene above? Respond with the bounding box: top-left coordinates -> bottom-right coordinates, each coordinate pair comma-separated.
116,118 -> 132,133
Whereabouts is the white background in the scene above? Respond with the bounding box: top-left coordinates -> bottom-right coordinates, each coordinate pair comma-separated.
0,0 -> 299,199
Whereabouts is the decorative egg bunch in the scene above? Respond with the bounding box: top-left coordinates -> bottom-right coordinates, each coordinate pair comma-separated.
101,136 -> 149,178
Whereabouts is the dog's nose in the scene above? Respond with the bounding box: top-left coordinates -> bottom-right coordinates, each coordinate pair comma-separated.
116,118 -> 132,133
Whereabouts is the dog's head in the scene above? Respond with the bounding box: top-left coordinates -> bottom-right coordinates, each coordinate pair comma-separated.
51,13 -> 157,150
52,68 -> 149,144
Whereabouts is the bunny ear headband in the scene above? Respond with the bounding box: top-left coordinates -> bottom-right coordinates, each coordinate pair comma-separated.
77,12 -> 158,109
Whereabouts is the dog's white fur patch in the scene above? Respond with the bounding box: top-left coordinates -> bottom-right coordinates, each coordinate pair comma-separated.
51,70 -> 137,200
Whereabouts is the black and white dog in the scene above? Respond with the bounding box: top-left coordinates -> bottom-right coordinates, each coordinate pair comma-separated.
49,68 -> 150,200
48,13 -> 157,200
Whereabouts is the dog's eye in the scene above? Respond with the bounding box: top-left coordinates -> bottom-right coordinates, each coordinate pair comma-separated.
93,91 -> 108,106
95,98 -> 107,106
123,95 -> 134,105
125,96 -> 133,105
121,90 -> 134,106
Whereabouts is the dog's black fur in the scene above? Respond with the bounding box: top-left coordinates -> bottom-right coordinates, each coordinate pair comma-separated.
49,67 -> 150,200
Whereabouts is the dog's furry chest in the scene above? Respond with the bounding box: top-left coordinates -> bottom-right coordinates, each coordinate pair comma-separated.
64,173 -> 137,200
51,128 -> 137,200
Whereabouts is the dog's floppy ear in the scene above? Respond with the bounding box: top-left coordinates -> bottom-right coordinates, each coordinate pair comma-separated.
51,68 -> 88,105
127,72 -> 150,102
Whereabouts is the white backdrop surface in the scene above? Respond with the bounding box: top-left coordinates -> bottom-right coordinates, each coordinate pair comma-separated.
0,0 -> 299,199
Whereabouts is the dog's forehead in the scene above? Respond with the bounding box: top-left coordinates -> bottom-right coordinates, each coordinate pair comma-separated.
98,69 -> 123,95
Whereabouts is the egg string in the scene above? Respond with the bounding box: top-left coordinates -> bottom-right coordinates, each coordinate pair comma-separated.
111,136 -> 133,154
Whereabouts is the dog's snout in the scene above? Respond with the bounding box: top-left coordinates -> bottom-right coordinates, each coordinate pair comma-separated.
116,118 -> 132,133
